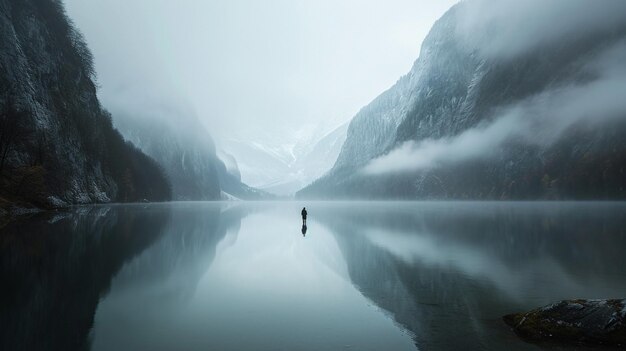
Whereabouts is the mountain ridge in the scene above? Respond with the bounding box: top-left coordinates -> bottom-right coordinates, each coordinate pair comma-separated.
299,1 -> 626,200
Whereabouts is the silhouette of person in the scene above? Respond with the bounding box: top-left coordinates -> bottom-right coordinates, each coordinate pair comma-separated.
301,224 -> 307,237
301,207 -> 307,225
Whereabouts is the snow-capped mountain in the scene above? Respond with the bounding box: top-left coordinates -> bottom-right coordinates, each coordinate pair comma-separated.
221,122 -> 348,196
300,1 -> 626,200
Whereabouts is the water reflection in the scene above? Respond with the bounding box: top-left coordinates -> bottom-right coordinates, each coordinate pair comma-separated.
1,202 -> 625,351
315,202 -> 626,350
0,204 -> 170,351
90,203 -> 255,351
91,203 -> 415,351
102,203 -> 247,302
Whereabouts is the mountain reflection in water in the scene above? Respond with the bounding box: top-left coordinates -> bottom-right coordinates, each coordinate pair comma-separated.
1,202 -> 625,351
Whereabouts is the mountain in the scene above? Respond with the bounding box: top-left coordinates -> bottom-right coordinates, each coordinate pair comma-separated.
113,108 -> 266,201
215,159 -> 268,200
290,123 -> 349,191
299,1 -> 626,200
112,110 -> 220,200
222,122 -> 348,196
0,0 -> 171,208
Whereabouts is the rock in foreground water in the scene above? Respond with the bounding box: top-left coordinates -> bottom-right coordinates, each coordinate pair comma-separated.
504,299 -> 626,347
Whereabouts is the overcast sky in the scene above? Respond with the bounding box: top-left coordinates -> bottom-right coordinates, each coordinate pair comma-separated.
64,0 -> 458,142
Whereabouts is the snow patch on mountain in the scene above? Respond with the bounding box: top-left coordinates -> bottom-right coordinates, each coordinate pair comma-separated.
219,122 -> 348,196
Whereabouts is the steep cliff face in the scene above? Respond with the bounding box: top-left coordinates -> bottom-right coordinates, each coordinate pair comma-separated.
0,0 -> 170,207
114,111 -> 267,200
113,113 -> 221,200
300,2 -> 626,199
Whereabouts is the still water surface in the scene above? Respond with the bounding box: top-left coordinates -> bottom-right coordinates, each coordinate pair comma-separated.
1,201 -> 626,351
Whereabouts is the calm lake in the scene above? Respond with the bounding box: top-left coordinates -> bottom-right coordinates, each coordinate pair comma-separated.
1,201 -> 626,351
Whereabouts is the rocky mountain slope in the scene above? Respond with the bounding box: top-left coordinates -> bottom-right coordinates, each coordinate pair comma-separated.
114,110 -> 266,200
0,0 -> 170,208
299,1 -> 626,199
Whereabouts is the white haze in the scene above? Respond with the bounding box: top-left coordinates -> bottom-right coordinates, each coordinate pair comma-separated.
63,0 -> 457,190
365,1 -> 626,175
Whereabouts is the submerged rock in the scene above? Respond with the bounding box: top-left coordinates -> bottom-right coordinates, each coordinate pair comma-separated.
504,299 -> 626,347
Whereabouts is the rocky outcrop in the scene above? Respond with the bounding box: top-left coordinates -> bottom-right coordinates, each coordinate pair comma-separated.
504,299 -> 626,347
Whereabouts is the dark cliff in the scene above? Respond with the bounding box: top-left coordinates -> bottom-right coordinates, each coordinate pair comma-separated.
0,0 -> 170,208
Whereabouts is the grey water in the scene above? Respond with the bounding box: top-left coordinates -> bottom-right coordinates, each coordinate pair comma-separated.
1,202 -> 626,351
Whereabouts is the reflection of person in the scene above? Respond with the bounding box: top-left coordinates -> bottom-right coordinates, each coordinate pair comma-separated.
301,207 -> 307,225
301,224 -> 307,237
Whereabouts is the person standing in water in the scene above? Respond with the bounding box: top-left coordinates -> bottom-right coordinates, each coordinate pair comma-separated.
301,207 -> 307,225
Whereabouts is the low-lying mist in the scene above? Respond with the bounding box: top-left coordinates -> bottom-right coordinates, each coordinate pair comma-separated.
364,2 -> 626,175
